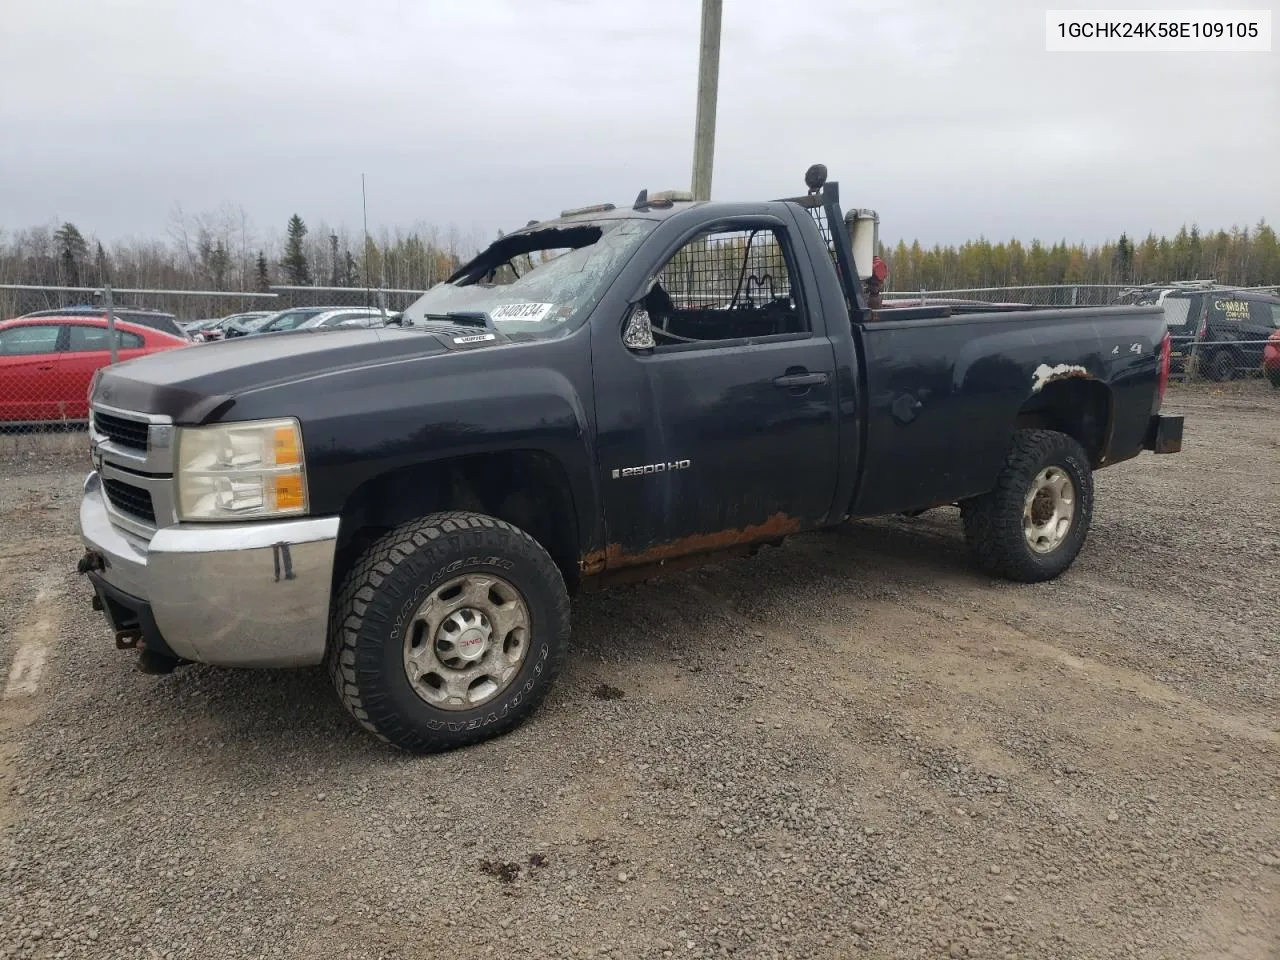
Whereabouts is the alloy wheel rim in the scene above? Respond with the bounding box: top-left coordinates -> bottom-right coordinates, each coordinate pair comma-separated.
402,573 -> 531,711
1023,467 -> 1075,554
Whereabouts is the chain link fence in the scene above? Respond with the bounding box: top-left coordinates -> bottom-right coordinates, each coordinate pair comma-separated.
882,282 -> 1280,308
269,285 -> 427,314
0,283 -> 437,461
883,283 -> 1127,308
0,283 -> 438,324
3,283 -> 1277,465
0,284 -> 279,324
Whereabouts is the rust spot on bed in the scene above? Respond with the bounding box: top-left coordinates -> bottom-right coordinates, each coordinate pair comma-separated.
578,512 -> 802,577
1031,362 -> 1094,393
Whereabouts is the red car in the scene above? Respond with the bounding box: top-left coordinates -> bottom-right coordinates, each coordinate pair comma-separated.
1265,328 -> 1280,389
0,315 -> 187,423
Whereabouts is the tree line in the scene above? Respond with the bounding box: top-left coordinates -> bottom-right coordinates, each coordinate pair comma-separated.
0,206 -> 485,297
2,209 -> 1278,301
880,222 -> 1280,291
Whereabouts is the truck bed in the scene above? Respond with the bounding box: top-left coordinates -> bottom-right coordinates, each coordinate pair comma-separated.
848,304 -> 1166,517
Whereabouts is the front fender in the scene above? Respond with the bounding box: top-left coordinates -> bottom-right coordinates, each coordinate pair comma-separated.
229,335 -> 601,557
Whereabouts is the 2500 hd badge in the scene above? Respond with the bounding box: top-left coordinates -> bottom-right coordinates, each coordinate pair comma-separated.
611,459 -> 692,479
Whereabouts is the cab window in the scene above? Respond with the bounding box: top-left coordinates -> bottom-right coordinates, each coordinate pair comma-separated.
68,325 -> 144,351
0,324 -> 62,355
1252,300 -> 1280,330
1161,295 -> 1196,332
639,225 -> 808,349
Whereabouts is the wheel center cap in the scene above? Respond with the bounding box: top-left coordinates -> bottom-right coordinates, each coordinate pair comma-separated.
453,627 -> 489,662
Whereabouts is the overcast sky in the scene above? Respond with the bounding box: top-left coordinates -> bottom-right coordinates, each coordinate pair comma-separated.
1,0 -> 1275,249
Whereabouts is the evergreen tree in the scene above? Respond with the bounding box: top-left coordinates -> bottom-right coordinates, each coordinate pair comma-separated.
207,240 -> 230,289
342,251 -> 359,287
93,241 -> 110,285
1188,225 -> 1203,278
281,214 -> 311,285
255,250 -> 271,291
1252,220 -> 1279,286
1113,233 -> 1133,281
54,222 -> 88,286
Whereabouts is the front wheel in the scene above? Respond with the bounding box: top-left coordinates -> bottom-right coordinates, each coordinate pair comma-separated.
960,429 -> 1094,583
328,511 -> 571,752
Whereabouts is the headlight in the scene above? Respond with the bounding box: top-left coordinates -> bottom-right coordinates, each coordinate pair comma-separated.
176,418 -> 308,521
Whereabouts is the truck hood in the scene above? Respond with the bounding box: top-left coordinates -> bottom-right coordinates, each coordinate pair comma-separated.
92,327 -> 458,422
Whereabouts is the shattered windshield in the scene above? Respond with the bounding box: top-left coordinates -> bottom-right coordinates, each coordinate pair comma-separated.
402,218 -> 655,338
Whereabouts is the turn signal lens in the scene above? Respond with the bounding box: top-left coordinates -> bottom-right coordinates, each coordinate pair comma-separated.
273,425 -> 301,465
274,474 -> 305,511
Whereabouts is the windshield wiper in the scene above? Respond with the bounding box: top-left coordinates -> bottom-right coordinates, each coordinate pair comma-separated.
422,311 -> 492,329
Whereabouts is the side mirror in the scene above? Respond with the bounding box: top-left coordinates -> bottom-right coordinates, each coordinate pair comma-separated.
622,306 -> 656,351
631,275 -> 659,305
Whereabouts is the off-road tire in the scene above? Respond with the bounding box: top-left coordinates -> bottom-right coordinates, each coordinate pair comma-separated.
327,511 -> 570,752
960,429 -> 1094,583
1268,370 -> 1280,390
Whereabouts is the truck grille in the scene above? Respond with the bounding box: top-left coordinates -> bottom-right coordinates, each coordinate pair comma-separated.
103,478 -> 156,525
94,411 -> 149,451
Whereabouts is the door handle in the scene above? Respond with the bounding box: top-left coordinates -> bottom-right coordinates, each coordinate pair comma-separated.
36,364 -> 55,372
773,371 -> 828,388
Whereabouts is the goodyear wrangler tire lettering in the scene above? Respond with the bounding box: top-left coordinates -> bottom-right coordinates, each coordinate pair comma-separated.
326,511 -> 571,753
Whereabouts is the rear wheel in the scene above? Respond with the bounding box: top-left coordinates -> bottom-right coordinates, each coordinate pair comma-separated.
328,511 -> 570,752
1207,351 -> 1236,382
961,429 -> 1094,583
1268,369 -> 1280,389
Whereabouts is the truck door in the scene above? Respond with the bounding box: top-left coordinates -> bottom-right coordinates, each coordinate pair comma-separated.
590,214 -> 839,568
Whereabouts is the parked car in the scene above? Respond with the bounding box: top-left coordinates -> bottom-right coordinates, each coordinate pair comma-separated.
224,307 -> 331,338
0,315 -> 186,423
180,318 -> 220,339
76,167 -> 1183,752
1264,328 -> 1280,388
292,308 -> 390,331
1197,291 -> 1280,380
190,312 -> 274,342
22,306 -> 187,342
1154,289 -> 1280,380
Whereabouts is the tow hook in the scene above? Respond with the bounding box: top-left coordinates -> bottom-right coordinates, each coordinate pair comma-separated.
77,550 -> 105,575
115,629 -> 142,650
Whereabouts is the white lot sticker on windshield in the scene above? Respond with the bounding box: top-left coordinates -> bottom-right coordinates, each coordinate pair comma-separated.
489,302 -> 554,323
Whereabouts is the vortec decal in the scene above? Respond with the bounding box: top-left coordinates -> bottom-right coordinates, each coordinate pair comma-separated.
611,460 -> 691,479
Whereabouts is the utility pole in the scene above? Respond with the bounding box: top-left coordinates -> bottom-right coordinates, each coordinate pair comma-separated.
361,173 -> 373,307
103,284 -> 117,364
690,0 -> 723,202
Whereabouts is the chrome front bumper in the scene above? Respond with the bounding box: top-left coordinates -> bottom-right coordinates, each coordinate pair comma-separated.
79,472 -> 340,667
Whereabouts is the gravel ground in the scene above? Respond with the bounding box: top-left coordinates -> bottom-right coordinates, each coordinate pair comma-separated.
1,382 -> 1277,960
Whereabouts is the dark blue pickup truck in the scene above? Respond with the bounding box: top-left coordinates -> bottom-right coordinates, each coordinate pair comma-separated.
77,168 -> 1183,751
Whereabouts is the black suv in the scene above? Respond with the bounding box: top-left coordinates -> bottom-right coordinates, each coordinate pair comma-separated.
1151,290 -> 1280,381
22,306 -> 188,341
